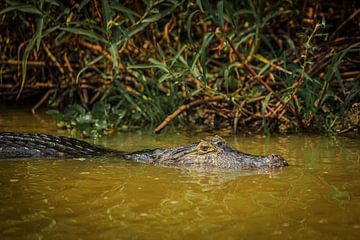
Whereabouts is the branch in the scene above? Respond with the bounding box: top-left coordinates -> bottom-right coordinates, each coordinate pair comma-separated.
154,95 -> 224,134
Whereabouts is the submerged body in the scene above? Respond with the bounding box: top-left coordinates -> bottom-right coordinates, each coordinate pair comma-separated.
0,132 -> 288,169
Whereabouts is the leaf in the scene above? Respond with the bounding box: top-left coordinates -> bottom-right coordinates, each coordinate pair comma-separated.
200,45 -> 207,82
121,22 -> 149,42
35,16 -> 44,51
190,88 -> 204,97
196,0 -> 204,12
108,43 -> 119,74
324,49 -> 349,82
258,59 -> 273,75
0,4 -> 43,15
197,0 -> 213,16
111,2 -> 140,23
142,4 -> 178,23
294,68 -> 314,83
130,58 -> 170,73
282,34 -> 296,53
18,36 -> 37,98
45,0 -> 60,7
186,10 -> 199,45
158,73 -> 171,83
233,9 -> 253,17
262,10 -> 292,26
92,101 -> 108,114
46,110 -> 61,119
64,104 -> 86,115
78,0 -> 90,11
190,32 -> 214,76
60,27 -> 107,43
76,55 -> 104,82
101,0 -> 112,29
127,63 -> 155,69
169,45 -> 187,67
156,43 -> 166,60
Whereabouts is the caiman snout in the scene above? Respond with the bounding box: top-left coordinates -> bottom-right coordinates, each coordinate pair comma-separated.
267,154 -> 288,168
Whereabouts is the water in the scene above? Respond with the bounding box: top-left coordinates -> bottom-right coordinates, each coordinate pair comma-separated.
0,107 -> 360,239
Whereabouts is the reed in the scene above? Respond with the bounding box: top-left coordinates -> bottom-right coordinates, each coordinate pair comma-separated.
1,0 -> 359,136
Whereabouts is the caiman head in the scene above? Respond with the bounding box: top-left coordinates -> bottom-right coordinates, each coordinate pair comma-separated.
141,135 -> 288,169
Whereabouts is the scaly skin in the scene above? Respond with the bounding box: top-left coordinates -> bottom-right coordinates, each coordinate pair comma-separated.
0,132 -> 288,169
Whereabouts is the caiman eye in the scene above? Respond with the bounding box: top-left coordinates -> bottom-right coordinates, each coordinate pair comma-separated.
199,144 -> 209,152
196,141 -> 214,153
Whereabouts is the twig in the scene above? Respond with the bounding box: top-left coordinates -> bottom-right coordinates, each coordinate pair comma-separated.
337,126 -> 358,134
0,82 -> 56,89
89,90 -> 102,104
0,60 -> 46,66
63,52 -> 74,74
226,37 -> 282,101
154,95 -> 225,134
254,54 -> 293,75
32,89 -> 56,114
226,37 -> 303,125
43,42 -> 64,74
330,8 -> 360,40
78,39 -> 112,62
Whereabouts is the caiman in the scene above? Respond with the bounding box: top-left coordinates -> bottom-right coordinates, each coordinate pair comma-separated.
0,132 -> 288,169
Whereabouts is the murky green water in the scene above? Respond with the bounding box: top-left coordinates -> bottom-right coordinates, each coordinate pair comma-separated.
1,106 -> 360,239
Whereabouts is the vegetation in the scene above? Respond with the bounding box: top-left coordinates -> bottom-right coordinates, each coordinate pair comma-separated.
0,0 -> 359,136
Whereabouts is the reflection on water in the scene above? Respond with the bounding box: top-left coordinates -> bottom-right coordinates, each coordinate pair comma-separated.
0,108 -> 360,239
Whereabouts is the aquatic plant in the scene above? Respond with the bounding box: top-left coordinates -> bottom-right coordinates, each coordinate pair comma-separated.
0,0 -> 359,136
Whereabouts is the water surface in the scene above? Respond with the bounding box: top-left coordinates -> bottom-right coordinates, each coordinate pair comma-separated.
0,107 -> 359,239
